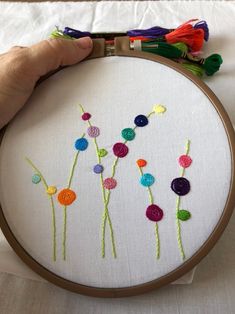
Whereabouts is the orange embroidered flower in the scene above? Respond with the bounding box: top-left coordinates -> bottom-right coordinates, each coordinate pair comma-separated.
136,159 -> 147,167
58,188 -> 76,206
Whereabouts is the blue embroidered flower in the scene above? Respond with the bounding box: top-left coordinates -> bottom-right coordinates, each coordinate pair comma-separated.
140,173 -> 155,187
75,138 -> 88,151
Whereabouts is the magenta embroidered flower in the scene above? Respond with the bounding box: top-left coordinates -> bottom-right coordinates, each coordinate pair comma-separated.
146,204 -> 164,222
82,112 -> 91,121
113,142 -> 129,158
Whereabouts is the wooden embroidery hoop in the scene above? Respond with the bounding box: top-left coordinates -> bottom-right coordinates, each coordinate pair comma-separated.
0,37 -> 235,298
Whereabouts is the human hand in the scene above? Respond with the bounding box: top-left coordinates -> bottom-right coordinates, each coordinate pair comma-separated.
0,37 -> 93,129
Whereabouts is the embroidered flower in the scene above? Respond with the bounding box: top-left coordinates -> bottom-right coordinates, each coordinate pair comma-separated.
87,126 -> 100,138
136,159 -> 147,167
98,148 -> 108,157
103,178 -> 117,190
179,155 -> 192,168
93,164 -> 104,174
146,204 -> 164,222
121,128 -> 136,141
81,112 -> 91,121
171,177 -> 190,196
140,173 -> 155,187
32,174 -> 41,184
58,188 -> 76,205
47,186 -> 57,195
113,142 -> 129,158
134,114 -> 148,127
152,104 -> 167,114
75,138 -> 88,151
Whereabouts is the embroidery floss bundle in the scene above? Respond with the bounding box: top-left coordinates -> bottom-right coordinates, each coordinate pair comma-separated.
135,40 -> 223,76
62,19 -> 208,52
127,19 -> 209,42
50,19 -> 221,78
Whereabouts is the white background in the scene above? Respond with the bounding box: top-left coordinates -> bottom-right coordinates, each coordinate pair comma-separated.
0,56 -> 231,288
0,1 -> 235,313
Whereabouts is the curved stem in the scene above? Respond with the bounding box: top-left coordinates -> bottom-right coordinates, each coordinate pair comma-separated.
25,157 -> 57,262
62,133 -> 85,260
79,105 -> 159,259
79,104 -> 117,258
138,165 -> 160,259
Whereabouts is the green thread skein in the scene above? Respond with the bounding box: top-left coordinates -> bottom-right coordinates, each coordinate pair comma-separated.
203,54 -> 223,76
141,41 -> 223,76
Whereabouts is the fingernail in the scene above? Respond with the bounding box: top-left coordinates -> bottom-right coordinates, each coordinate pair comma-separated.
76,37 -> 93,49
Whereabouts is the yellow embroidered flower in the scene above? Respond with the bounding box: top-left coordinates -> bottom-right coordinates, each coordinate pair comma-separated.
153,104 -> 166,114
47,186 -> 57,195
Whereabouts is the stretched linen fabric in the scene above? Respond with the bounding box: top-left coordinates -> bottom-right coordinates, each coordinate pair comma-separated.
0,57 -> 231,288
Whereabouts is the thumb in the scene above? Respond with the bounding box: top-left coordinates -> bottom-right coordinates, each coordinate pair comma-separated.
28,37 -> 93,78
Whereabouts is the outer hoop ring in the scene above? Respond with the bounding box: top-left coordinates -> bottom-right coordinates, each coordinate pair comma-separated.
0,37 -> 234,298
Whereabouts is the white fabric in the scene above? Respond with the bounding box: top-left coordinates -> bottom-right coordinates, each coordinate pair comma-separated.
0,56 -> 231,288
0,0 -> 234,288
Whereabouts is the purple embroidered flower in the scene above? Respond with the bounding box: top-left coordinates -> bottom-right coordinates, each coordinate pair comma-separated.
87,126 -> 100,138
171,177 -> 190,196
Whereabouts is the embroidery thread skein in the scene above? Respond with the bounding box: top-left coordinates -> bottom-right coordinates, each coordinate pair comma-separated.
127,19 -> 209,42
135,41 -> 223,76
62,19 -> 208,49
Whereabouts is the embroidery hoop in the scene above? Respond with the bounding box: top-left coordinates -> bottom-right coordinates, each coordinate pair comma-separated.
0,37 -> 234,297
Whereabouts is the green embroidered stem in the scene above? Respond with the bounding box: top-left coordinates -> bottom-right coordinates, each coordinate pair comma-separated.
102,109 -> 159,257
176,195 -> 185,259
101,210 -> 107,257
138,165 -> 160,259
180,140 -> 190,177
138,167 -> 154,204
25,158 -> 48,189
79,104 -> 117,258
62,132 -> 85,260
155,223 -> 160,259
147,111 -> 155,118
102,190 -> 117,258
176,139 -> 191,260
62,206 -> 67,261
25,157 -> 57,262
50,197 -> 57,262
67,135 -> 83,189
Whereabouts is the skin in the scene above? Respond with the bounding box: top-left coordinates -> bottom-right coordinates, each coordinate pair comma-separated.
0,37 -> 93,129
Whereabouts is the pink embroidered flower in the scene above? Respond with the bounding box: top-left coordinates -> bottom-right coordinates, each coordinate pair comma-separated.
103,178 -> 117,190
178,155 -> 192,168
